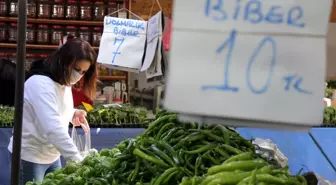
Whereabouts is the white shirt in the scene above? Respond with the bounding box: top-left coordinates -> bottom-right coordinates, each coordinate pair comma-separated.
8,75 -> 83,164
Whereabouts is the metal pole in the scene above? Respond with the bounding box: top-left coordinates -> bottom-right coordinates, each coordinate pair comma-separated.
11,0 -> 26,184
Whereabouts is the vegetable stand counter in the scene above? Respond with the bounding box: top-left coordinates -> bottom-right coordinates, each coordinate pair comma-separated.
0,128 -> 335,184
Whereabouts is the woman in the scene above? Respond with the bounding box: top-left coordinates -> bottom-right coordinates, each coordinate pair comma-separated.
7,38 -> 98,184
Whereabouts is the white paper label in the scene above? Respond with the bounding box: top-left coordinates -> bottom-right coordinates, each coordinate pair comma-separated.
165,0 -> 333,127
141,11 -> 162,72
97,17 -> 147,72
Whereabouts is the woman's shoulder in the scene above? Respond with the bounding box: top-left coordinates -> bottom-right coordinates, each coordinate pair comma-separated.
25,75 -> 59,93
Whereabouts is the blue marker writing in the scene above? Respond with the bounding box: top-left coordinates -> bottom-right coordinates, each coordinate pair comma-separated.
283,75 -> 312,94
204,0 -> 305,28
201,29 -> 239,92
112,37 -> 125,64
204,0 -> 227,21
201,29 -> 310,96
106,18 -> 145,30
113,27 -> 140,37
246,36 -> 276,94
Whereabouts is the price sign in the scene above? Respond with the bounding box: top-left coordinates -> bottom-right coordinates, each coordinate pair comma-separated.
97,17 -> 147,73
165,0 -> 333,127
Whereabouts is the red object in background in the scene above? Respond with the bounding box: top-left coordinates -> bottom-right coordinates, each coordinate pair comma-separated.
72,87 -> 93,107
163,18 -> 172,51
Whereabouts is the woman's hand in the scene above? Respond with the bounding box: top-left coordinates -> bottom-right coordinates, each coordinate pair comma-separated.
72,110 -> 90,133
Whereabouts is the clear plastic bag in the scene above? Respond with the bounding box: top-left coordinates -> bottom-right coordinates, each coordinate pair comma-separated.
71,127 -> 91,157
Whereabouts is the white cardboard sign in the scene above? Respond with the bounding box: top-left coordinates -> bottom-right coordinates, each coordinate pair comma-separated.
141,11 -> 162,72
165,0 -> 333,128
146,11 -> 163,79
97,17 -> 147,73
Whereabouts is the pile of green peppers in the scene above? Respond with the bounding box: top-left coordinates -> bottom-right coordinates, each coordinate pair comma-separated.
26,110 -> 307,185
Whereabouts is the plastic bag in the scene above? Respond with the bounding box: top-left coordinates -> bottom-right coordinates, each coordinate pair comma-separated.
253,138 -> 288,168
71,127 -> 91,158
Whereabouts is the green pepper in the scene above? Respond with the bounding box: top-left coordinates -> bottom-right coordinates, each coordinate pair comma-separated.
237,174 -> 286,185
151,144 -> 175,166
202,172 -> 251,185
162,169 -> 181,184
117,141 -> 127,151
208,160 -> 267,175
197,129 -> 223,142
44,172 -> 54,179
53,168 -> 63,175
224,152 -> 253,164
204,152 -> 220,165
178,149 -> 185,164
163,129 -> 184,142
214,147 -> 230,159
64,162 -> 81,174
155,122 -> 174,140
82,167 -> 94,179
169,134 -> 186,145
185,155 -> 195,171
73,176 -> 85,185
92,178 -> 109,185
185,144 -> 217,154
195,155 -> 203,176
249,169 -> 257,185
153,167 -> 179,185
180,177 -> 203,185
221,144 -> 243,154
174,133 -> 204,149
144,114 -> 177,136
158,140 -> 180,165
285,177 -> 302,185
131,158 -> 141,182
55,173 -> 66,180
133,148 -> 169,168
58,176 -> 74,185
99,148 -> 110,157
213,125 -> 230,144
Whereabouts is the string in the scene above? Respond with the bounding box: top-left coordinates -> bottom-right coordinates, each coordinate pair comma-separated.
107,0 -> 144,21
149,0 -> 162,18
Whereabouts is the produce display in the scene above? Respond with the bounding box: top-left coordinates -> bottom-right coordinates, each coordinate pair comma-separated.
325,82 -> 333,99
323,106 -> 336,126
85,105 -> 149,128
0,105 -> 149,128
0,106 -> 14,128
27,110 -> 308,185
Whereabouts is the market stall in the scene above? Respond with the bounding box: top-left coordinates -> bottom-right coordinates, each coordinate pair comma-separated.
1,0 -> 336,184
0,105 -> 336,184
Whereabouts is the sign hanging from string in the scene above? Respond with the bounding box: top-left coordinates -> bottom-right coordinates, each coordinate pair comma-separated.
97,8 -> 147,73
165,0 -> 333,128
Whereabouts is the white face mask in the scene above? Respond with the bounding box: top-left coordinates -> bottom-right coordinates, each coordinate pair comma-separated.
70,70 -> 83,85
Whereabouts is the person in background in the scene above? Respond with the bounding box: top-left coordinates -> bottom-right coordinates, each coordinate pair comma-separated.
72,79 -> 93,107
72,79 -> 105,107
0,59 -> 18,106
7,38 -> 98,185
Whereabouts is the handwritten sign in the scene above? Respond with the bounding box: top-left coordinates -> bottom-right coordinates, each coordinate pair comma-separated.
144,11 -> 164,79
97,17 -> 147,73
141,11 -> 162,72
165,0 -> 332,128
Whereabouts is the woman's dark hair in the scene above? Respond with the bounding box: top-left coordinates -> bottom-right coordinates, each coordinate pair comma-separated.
46,38 -> 98,99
